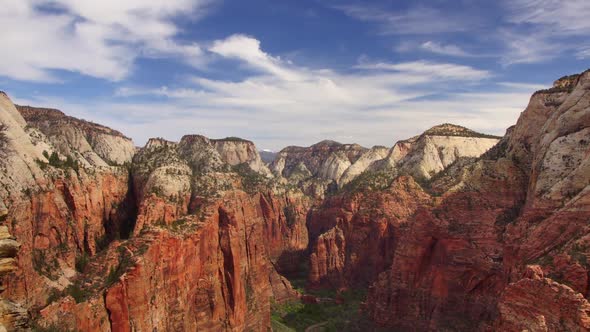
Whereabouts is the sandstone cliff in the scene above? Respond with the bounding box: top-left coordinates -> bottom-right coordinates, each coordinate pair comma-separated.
0,95 -> 308,330
371,123 -> 500,181
17,105 -> 135,167
0,93 -> 135,317
307,124 -> 502,289
363,70 -> 590,330
211,137 -> 271,176
271,127 -> 499,198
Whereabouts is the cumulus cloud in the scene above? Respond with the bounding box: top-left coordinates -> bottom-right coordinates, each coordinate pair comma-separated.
209,35 -> 302,81
0,0 -> 213,81
91,35 -> 530,150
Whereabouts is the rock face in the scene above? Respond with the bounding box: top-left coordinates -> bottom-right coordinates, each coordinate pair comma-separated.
0,94 -> 308,331
306,125 -> 501,289
212,137 -> 271,176
17,105 -> 135,167
302,70 -> 590,330
271,128 -> 499,198
270,140 -> 368,197
363,70 -> 590,330
495,269 -> 590,331
0,207 -> 28,332
371,123 -> 500,181
39,191 -> 301,331
0,93 -> 135,316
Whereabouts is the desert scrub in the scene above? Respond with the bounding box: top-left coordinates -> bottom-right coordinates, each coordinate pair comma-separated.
232,163 -> 269,194
37,150 -> 80,173
283,205 -> 298,227
32,249 -> 60,280
75,252 -> 90,272
66,280 -> 92,303
341,169 -> 396,193
105,247 -> 134,286
0,124 -> 9,156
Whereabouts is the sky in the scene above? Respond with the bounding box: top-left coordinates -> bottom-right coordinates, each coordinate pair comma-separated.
0,0 -> 588,151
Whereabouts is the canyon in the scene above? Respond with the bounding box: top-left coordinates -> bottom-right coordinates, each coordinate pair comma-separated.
0,69 -> 588,331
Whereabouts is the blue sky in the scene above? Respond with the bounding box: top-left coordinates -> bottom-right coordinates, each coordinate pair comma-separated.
1,0 -> 588,150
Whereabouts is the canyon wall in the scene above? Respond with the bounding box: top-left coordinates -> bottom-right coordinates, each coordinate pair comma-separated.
306,70 -> 590,330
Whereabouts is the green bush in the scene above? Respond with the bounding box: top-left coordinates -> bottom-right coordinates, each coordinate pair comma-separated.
232,163 -> 268,194
65,281 -> 90,303
0,124 -> 8,156
75,253 -> 89,273
37,150 -> 80,172
283,206 -> 297,227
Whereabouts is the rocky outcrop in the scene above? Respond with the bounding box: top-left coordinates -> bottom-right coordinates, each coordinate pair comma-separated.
306,124 -> 502,289
371,123 -> 500,181
271,140 -> 366,181
17,105 -> 135,167
300,70 -> 590,330
25,125 -> 307,330
0,90 -> 309,331
270,141 -> 367,197
131,134 -> 311,267
38,189 -> 301,331
0,207 -> 28,332
495,267 -> 590,331
0,93 -> 135,313
339,146 -> 389,185
308,176 -> 434,288
212,137 -> 271,176
272,127 -> 499,198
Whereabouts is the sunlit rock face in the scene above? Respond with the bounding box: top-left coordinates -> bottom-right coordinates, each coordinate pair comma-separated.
271,128 -> 499,199
363,70 -> 590,330
0,91 -> 309,331
212,137 -> 272,176
16,105 -> 135,167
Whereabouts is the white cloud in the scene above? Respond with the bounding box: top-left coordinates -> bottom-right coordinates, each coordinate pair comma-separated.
209,35 -> 302,81
576,48 -> 590,59
499,29 -> 557,65
0,0 -> 213,82
501,0 -> 590,64
333,5 -> 471,35
92,35 -> 529,150
497,82 -> 547,91
506,0 -> 590,35
355,60 -> 491,81
420,41 -> 471,57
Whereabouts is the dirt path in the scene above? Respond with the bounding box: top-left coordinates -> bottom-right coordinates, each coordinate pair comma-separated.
304,321 -> 329,332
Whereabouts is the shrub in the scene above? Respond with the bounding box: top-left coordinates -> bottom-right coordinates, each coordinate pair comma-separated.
75,253 -> 89,273
105,247 -> 134,286
65,281 -> 90,303
0,124 -> 9,156
37,150 -> 80,173
283,206 -> 297,227
232,163 -> 268,194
